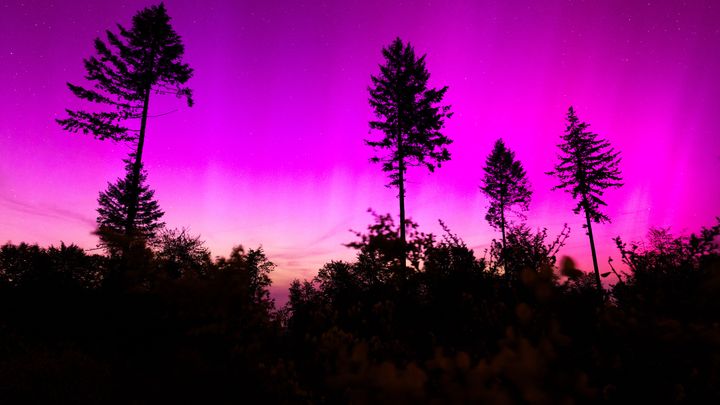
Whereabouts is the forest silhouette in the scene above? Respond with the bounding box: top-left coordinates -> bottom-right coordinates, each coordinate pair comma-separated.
2,3 -> 719,404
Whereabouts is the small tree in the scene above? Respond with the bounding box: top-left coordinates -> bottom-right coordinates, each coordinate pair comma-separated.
155,228 -> 212,279
488,223 -> 570,278
346,209 -> 434,283
480,139 -> 532,279
547,107 -> 622,293
96,156 -> 165,256
215,246 -> 276,311
367,38 -> 453,271
57,3 -> 192,243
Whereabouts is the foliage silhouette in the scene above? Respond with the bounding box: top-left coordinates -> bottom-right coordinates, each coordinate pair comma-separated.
366,38 -> 453,272
488,223 -> 571,280
0,242 -> 105,289
214,245 -> 276,312
283,217 -> 720,402
481,139 -> 533,280
612,219 -> 720,319
345,209 -> 434,281
57,3 -> 193,252
0,240 -> 294,403
154,227 -> 212,279
547,106 -> 623,293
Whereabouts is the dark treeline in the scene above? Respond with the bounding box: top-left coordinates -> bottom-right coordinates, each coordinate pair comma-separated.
1,219 -> 719,403
3,3 -> 719,404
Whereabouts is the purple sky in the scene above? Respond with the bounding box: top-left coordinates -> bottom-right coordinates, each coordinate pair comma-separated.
2,0 -> 719,297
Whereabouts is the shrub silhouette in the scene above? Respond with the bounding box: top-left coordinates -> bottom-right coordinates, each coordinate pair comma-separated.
487,223 -> 571,281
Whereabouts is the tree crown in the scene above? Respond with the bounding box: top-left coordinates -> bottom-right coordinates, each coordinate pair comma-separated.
366,38 -> 453,189
548,106 -> 623,223
480,139 -> 532,229
57,3 -> 193,141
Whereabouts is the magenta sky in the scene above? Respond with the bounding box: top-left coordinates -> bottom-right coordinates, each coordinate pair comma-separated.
1,0 -> 719,298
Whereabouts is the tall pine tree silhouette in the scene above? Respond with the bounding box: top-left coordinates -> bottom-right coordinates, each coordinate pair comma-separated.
548,107 -> 622,293
57,3 -> 192,245
96,155 -> 165,256
480,139 -> 532,280
367,38 -> 452,271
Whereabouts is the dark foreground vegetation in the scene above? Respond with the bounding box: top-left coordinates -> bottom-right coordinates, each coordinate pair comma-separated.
1,218 -> 718,404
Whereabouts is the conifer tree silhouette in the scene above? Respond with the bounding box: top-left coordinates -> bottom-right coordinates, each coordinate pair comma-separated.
57,3 -> 192,246
480,139 -> 532,279
96,155 -> 165,256
548,107 -> 622,293
366,38 -> 453,272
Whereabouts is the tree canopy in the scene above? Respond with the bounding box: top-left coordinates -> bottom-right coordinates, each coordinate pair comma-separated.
57,3 -> 193,141
548,107 -> 622,223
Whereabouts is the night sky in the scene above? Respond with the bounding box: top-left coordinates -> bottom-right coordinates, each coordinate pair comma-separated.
2,0 -> 719,297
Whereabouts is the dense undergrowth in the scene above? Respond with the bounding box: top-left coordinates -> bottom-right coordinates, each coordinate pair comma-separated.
1,218 -> 718,403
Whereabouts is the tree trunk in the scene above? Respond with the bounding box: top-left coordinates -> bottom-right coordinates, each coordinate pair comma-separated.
500,205 -> 508,281
125,87 -> 151,239
126,47 -> 156,243
584,207 -> 602,294
396,93 -> 406,275
397,133 -> 407,274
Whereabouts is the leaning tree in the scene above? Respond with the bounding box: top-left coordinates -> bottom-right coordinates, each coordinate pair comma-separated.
57,3 -> 193,244
480,139 -> 532,279
366,38 -> 453,271
547,106 -> 622,293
